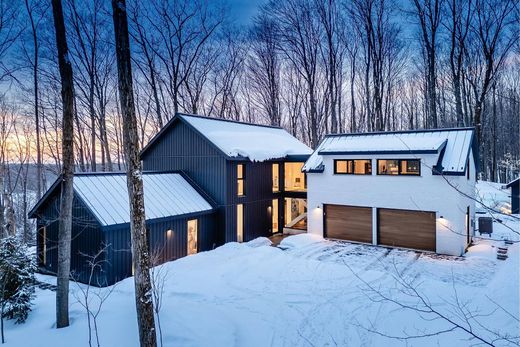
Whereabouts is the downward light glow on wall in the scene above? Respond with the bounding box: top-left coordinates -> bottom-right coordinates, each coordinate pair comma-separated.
166,229 -> 173,239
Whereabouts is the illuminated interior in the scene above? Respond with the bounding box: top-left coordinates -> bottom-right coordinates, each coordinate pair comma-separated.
237,204 -> 244,242
272,163 -> 280,192
284,162 -> 306,192
378,159 -> 420,175
187,220 -> 198,255
272,199 -> 279,233
284,198 -> 307,230
378,159 -> 399,175
237,164 -> 245,196
335,160 -> 372,174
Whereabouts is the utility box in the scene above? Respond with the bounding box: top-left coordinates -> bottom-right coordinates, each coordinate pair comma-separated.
478,217 -> 493,235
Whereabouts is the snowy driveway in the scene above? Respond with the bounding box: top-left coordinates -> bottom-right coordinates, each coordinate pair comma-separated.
281,237 -> 498,288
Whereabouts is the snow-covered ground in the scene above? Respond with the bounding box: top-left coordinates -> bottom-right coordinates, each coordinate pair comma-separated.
4,181 -> 519,346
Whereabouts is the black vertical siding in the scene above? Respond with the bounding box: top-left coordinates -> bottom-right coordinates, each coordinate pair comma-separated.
224,160 -> 282,242
103,212 -> 216,285
141,119 -> 228,203
35,192 -> 105,285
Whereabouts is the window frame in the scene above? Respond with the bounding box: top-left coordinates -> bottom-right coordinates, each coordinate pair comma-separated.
237,163 -> 245,196
333,159 -> 372,175
376,159 -> 421,176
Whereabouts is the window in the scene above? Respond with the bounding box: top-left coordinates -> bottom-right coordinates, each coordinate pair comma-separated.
187,220 -> 198,255
272,163 -> 280,192
400,160 -> 420,175
237,204 -> 244,242
272,199 -> 279,233
38,226 -> 46,266
334,160 -> 372,175
284,198 -> 307,230
237,164 -> 245,196
284,162 -> 306,192
377,159 -> 420,176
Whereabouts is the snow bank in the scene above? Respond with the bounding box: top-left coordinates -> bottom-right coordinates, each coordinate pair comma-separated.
279,233 -> 323,250
246,237 -> 272,248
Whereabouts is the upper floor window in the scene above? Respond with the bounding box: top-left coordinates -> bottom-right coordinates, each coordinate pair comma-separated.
284,162 -> 306,192
377,159 -> 420,176
272,163 -> 280,192
334,160 -> 372,175
237,164 -> 245,196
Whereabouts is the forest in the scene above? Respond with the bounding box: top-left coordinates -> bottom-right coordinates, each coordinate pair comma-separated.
0,0 -> 518,241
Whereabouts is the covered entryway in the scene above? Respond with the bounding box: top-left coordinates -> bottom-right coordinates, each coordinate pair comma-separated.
324,204 -> 372,244
377,208 -> 436,252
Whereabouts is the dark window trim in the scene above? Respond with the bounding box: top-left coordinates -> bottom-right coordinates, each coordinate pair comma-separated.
334,159 -> 372,175
376,159 -> 421,176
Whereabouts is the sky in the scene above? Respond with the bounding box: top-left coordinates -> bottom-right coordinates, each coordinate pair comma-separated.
227,0 -> 267,24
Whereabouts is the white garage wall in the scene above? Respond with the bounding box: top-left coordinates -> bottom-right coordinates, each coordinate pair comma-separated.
307,151 -> 476,256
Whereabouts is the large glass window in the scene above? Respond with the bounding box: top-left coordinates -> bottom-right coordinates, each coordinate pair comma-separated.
377,159 -> 420,176
334,160 -> 372,175
187,220 -> 198,255
284,162 -> 306,192
284,198 -> 307,230
237,204 -> 244,242
272,199 -> 279,233
272,163 -> 280,192
237,164 -> 245,196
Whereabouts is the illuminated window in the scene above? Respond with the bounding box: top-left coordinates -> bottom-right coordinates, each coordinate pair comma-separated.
237,204 -> 244,242
284,198 -> 307,230
284,162 -> 306,192
272,199 -> 279,233
187,220 -> 198,255
237,164 -> 245,196
272,163 -> 280,192
377,159 -> 420,176
400,160 -> 420,175
334,160 -> 372,175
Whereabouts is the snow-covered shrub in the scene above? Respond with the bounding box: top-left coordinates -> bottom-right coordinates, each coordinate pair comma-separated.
0,236 -> 36,324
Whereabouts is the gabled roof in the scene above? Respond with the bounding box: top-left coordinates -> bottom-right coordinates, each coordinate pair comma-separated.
303,127 -> 476,175
29,172 -> 214,227
141,113 -> 312,162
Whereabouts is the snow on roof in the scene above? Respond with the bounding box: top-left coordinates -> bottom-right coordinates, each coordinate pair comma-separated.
73,172 -> 213,226
180,114 -> 312,161
303,128 -> 475,174
318,136 -> 447,154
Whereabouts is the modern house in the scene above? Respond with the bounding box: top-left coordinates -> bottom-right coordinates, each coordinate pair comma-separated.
303,128 -> 477,256
506,178 -> 519,214
29,113 -> 312,285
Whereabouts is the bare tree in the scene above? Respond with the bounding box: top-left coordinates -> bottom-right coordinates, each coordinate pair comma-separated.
411,0 -> 443,128
267,0 -> 323,147
248,12 -> 282,126
51,0 -> 75,329
469,0 -> 517,146
111,0 -> 157,346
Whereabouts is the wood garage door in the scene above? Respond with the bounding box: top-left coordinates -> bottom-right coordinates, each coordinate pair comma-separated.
378,208 -> 436,251
324,204 -> 372,243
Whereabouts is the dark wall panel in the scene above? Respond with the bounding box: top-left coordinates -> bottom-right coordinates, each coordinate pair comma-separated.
142,120 -> 227,204
36,192 -> 105,285
104,212 -> 216,285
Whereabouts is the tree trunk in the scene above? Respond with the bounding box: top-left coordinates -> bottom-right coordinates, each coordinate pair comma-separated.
51,0 -> 75,329
111,1 -> 157,346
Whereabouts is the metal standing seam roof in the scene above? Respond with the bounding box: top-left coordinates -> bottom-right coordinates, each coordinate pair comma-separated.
71,172 -> 213,226
141,113 -> 312,162
303,128 -> 475,174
